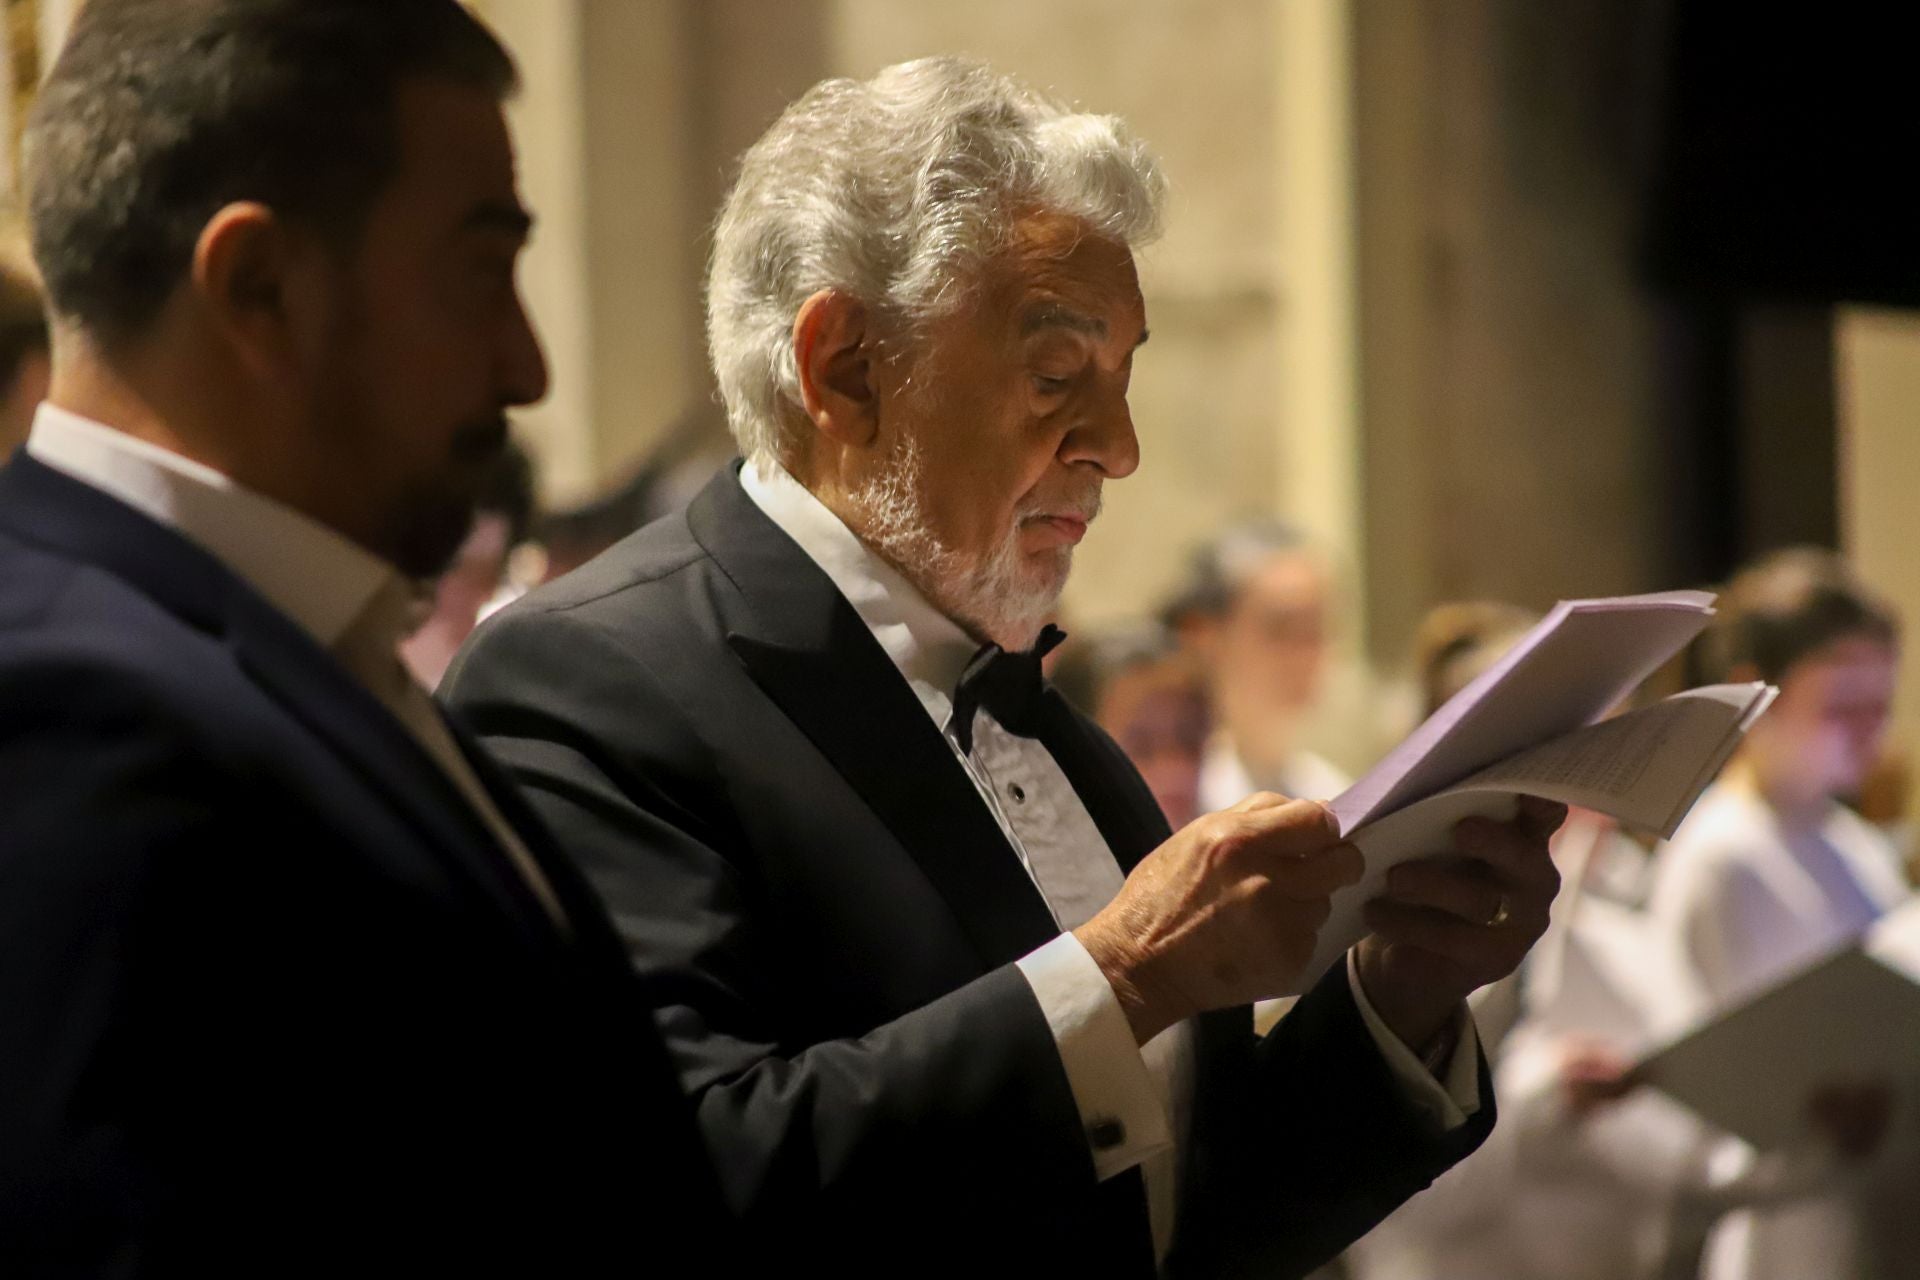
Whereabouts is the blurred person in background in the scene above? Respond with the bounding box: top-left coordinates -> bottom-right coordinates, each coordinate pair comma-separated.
1648,546 -> 1914,1280
1194,520 -> 1351,809
1052,623 -> 1211,828
1,262 -> 51,454
1356,581 -> 1912,1280
1852,746 -> 1915,878
401,435 -> 537,687
527,405 -> 733,583
1157,541 -> 1231,665
1413,600 -> 1540,718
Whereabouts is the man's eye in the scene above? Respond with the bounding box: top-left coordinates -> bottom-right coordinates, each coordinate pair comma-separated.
1032,373 -> 1073,394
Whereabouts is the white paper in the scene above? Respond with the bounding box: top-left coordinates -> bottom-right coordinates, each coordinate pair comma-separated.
1638,905 -> 1920,1150
1331,590 -> 1717,834
1296,683 -> 1774,988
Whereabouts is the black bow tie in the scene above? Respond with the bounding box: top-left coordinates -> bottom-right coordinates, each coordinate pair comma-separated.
949,624 -> 1068,754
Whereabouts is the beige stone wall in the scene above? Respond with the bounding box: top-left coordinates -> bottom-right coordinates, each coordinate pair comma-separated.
1838,308 -> 1920,764
1353,0 -> 1696,672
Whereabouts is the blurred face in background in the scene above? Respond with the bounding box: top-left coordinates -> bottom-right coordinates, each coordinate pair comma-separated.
1211,550 -> 1331,773
1097,660 -> 1210,828
1743,632 -> 1900,810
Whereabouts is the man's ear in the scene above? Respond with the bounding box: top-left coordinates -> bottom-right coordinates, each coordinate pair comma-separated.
190,201 -> 330,380
792,288 -> 879,449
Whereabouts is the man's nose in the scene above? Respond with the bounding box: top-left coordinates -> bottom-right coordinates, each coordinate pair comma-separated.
500,296 -> 550,408
1065,383 -> 1140,480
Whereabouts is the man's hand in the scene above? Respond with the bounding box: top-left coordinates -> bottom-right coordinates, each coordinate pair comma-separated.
1074,793 -> 1363,1044
1355,796 -> 1567,1054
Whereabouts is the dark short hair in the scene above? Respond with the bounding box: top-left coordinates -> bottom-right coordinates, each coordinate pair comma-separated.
24,0 -> 516,342
1697,547 -> 1900,685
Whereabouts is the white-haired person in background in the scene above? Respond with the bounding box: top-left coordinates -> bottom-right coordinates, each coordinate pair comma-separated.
1184,521 -> 1354,811
446,57 -> 1568,1277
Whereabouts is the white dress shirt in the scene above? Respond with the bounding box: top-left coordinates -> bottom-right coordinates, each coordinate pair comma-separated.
25,403 -> 569,931
741,456 -> 1479,1263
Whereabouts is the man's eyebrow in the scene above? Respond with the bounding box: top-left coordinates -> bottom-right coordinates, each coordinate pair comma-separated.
463,200 -> 535,238
1021,302 -> 1149,349
1021,303 -> 1106,339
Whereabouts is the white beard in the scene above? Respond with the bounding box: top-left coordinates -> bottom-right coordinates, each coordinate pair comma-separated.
847,436 -> 1086,651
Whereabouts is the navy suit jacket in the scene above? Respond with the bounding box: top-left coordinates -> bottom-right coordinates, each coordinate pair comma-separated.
445,464 -> 1495,1279
0,453 -> 725,1276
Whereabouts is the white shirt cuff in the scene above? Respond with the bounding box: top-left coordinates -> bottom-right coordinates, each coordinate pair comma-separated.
1346,949 -> 1483,1132
1016,932 -> 1175,1181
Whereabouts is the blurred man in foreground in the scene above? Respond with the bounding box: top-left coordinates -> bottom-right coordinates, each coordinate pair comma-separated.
449,55 -> 1565,1277
0,2 -> 720,1271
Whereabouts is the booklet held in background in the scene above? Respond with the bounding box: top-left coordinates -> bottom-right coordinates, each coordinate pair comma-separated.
1287,589 -> 1776,992
1637,900 -> 1920,1150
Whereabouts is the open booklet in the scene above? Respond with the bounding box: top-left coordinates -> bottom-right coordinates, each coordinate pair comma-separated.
1286,589 -> 1777,993
1637,899 -> 1920,1150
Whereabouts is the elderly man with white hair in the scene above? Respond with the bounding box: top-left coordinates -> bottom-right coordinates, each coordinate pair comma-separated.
446,57 -> 1563,1277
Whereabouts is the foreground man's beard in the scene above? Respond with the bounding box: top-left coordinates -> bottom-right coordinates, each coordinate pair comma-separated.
848,435 -> 1097,651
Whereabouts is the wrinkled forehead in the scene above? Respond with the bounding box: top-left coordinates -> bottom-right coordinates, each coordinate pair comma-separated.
974,209 -> 1147,337
380,79 -> 525,227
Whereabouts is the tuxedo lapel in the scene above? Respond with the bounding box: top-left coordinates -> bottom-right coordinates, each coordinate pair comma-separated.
0,455 -> 566,950
686,466 -> 1062,973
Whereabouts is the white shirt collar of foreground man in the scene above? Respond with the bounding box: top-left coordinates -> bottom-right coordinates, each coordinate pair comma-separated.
26,401 -> 399,651
24,401 -> 569,930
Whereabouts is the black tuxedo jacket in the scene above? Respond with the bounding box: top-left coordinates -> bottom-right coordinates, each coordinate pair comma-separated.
445,464 -> 1494,1278
0,454 -> 724,1276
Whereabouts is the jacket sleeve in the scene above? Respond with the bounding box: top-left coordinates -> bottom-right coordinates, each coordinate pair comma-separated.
0,661 -> 318,1275
1063,713 -> 1499,1277
444,602 -> 1115,1254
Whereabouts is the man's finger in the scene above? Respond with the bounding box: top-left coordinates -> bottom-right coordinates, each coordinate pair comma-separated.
1517,796 -> 1570,839
1362,897 -> 1503,959
1380,859 -> 1508,927
1237,799 -> 1342,857
1267,840 -> 1365,898
1452,814 -> 1552,880
1230,790 -> 1296,814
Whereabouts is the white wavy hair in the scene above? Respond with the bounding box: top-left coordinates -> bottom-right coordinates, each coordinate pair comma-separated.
706,56 -> 1168,463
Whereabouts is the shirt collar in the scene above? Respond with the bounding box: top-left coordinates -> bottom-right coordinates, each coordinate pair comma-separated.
26,402 -> 400,651
738,454 -> 980,729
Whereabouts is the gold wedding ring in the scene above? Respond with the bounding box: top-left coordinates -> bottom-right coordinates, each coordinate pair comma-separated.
1484,894 -> 1512,929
